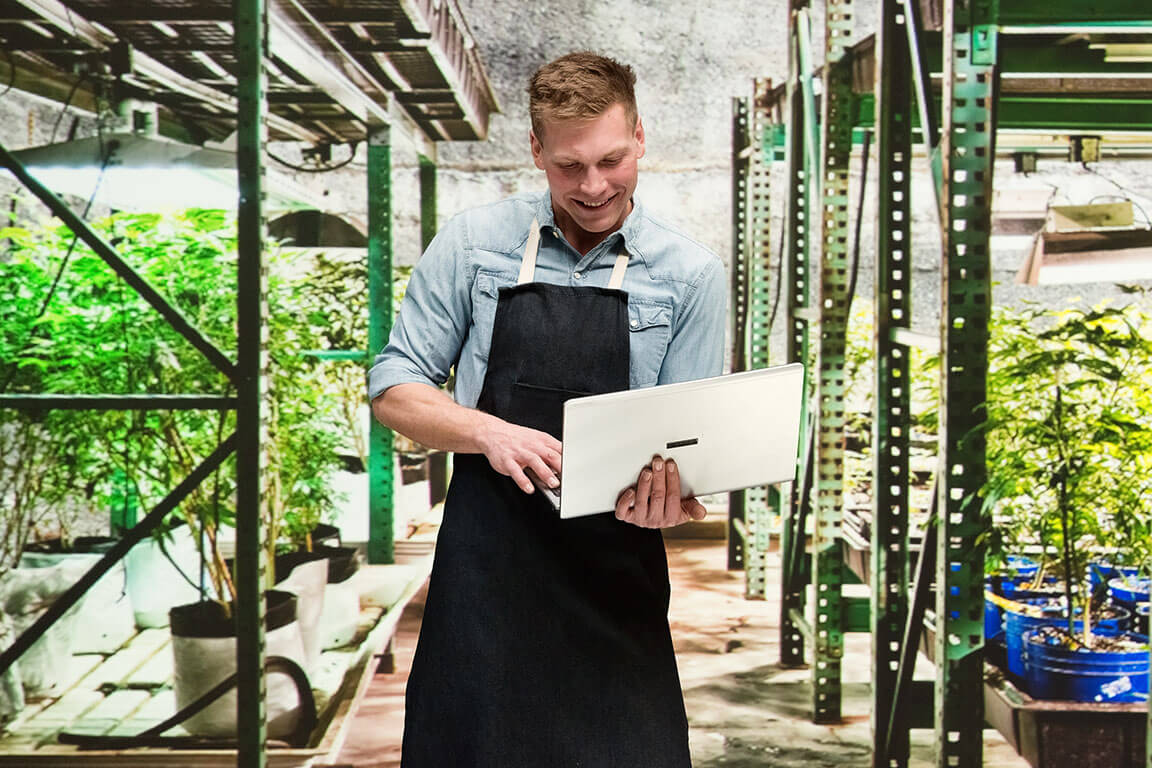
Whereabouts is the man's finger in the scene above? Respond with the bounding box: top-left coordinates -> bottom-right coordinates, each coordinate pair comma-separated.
684,497 -> 707,521
648,456 -> 666,527
616,487 -> 636,518
664,459 -> 682,523
634,466 -> 653,525
527,456 -> 558,487
508,464 -> 535,494
544,446 -> 563,474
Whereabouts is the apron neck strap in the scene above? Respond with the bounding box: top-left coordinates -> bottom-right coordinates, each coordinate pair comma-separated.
606,252 -> 629,290
518,218 -> 631,290
516,220 -> 543,285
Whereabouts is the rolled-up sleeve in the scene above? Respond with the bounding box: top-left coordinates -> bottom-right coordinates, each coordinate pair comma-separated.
657,256 -> 726,384
368,216 -> 471,401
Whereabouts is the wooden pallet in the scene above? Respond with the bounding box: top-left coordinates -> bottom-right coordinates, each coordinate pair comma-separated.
0,559 -> 432,767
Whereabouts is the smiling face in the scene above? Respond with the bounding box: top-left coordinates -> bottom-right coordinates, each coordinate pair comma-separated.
530,103 -> 645,255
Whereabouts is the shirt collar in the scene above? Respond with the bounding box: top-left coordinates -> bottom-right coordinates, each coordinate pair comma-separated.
534,191 -> 643,252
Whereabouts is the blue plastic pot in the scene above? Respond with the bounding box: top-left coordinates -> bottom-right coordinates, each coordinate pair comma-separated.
1005,555 -> 1039,578
1003,598 -> 1131,681
1108,575 -> 1151,608
1090,562 -> 1140,588
984,577 -> 1063,647
1023,629 -> 1149,702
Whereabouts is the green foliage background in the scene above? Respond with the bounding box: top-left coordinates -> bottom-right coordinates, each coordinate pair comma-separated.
0,207 -> 374,587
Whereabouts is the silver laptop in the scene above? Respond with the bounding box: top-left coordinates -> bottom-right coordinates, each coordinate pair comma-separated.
532,363 -> 805,518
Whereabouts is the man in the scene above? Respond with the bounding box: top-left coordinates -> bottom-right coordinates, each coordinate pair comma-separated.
369,51 -> 725,767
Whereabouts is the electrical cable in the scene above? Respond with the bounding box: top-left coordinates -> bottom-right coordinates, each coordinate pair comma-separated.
1081,164 -> 1152,229
49,74 -> 87,145
268,141 -> 360,173
768,212 -> 786,336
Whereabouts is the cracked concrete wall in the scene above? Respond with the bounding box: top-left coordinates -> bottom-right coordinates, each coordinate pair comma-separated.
2,0 -> 1150,336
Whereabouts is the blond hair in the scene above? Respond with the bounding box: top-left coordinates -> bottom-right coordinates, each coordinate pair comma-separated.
528,52 -> 638,137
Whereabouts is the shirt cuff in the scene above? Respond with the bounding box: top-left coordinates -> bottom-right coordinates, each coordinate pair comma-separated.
367,357 -> 438,402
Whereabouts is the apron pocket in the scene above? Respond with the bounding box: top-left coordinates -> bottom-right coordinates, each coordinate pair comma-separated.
511,381 -> 590,440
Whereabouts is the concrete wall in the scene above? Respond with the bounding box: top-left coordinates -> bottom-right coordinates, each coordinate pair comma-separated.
3,1 -> 1150,334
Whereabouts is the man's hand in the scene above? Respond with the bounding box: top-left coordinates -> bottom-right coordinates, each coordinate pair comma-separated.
374,383 -> 561,496
614,455 -> 707,528
478,418 -> 562,495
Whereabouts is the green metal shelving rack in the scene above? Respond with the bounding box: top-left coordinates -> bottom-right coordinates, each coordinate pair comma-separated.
733,1 -> 1152,766
0,1 -> 497,765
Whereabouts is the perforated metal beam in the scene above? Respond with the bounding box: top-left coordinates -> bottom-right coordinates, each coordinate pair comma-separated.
872,0 -> 914,764
368,125 -> 396,566
811,0 -> 854,726
234,0 -> 270,762
780,1 -> 814,672
744,77 -> 778,601
729,95 -> 751,574
934,0 -> 995,765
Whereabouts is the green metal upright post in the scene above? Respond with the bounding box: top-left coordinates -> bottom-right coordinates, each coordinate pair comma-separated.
811,0 -> 855,725
872,0 -> 914,763
419,154 -> 438,251
780,2 -> 813,671
417,151 -> 448,507
729,95 -> 751,574
368,125 -> 396,565
934,0 -> 996,765
234,0 -> 269,762
743,77 -> 777,600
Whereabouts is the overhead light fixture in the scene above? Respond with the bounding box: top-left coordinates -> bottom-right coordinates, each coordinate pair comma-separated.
1089,42 -> 1152,64
6,132 -> 323,212
267,209 -> 367,249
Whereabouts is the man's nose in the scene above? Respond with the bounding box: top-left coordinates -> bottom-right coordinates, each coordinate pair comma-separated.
580,166 -> 606,194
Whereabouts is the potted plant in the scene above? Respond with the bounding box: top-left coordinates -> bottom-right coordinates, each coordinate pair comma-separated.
982,300 -> 1152,699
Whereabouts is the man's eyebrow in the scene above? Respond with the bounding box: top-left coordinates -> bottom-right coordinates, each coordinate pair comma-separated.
554,145 -> 632,164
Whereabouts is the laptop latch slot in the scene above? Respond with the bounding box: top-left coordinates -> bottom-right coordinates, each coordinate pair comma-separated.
666,438 -> 698,449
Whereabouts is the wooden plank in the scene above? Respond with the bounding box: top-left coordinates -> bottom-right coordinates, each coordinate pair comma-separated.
0,689 -> 105,749
107,689 -> 184,738
315,556 -> 433,761
0,749 -> 324,767
0,557 -> 433,766
34,654 -> 104,701
57,690 -> 151,739
88,630 -> 169,690
123,639 -> 173,690
1049,202 -> 1134,231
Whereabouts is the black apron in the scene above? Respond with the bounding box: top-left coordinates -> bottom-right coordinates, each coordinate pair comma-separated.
401,220 -> 691,768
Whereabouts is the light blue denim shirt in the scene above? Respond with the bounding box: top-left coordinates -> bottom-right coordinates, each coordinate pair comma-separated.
368,192 -> 726,407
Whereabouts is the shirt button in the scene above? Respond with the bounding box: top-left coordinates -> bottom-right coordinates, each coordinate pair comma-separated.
630,319 -> 639,328
573,271 -> 582,279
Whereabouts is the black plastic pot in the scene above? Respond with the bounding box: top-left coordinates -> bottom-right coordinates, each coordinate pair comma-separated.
276,543 -> 360,586
170,590 -> 298,639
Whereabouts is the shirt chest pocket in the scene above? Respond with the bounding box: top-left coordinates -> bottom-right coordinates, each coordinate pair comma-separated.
471,270 -> 516,364
628,299 -> 673,389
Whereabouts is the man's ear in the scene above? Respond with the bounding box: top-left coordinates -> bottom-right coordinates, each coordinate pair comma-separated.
530,130 -> 545,170
635,117 -> 646,160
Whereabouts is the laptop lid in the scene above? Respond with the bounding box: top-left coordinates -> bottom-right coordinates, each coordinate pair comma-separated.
556,363 -> 805,519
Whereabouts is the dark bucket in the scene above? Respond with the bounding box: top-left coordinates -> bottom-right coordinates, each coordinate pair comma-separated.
1023,629 -> 1150,703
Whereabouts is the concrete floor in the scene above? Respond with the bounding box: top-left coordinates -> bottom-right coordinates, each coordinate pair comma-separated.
334,533 -> 1031,768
